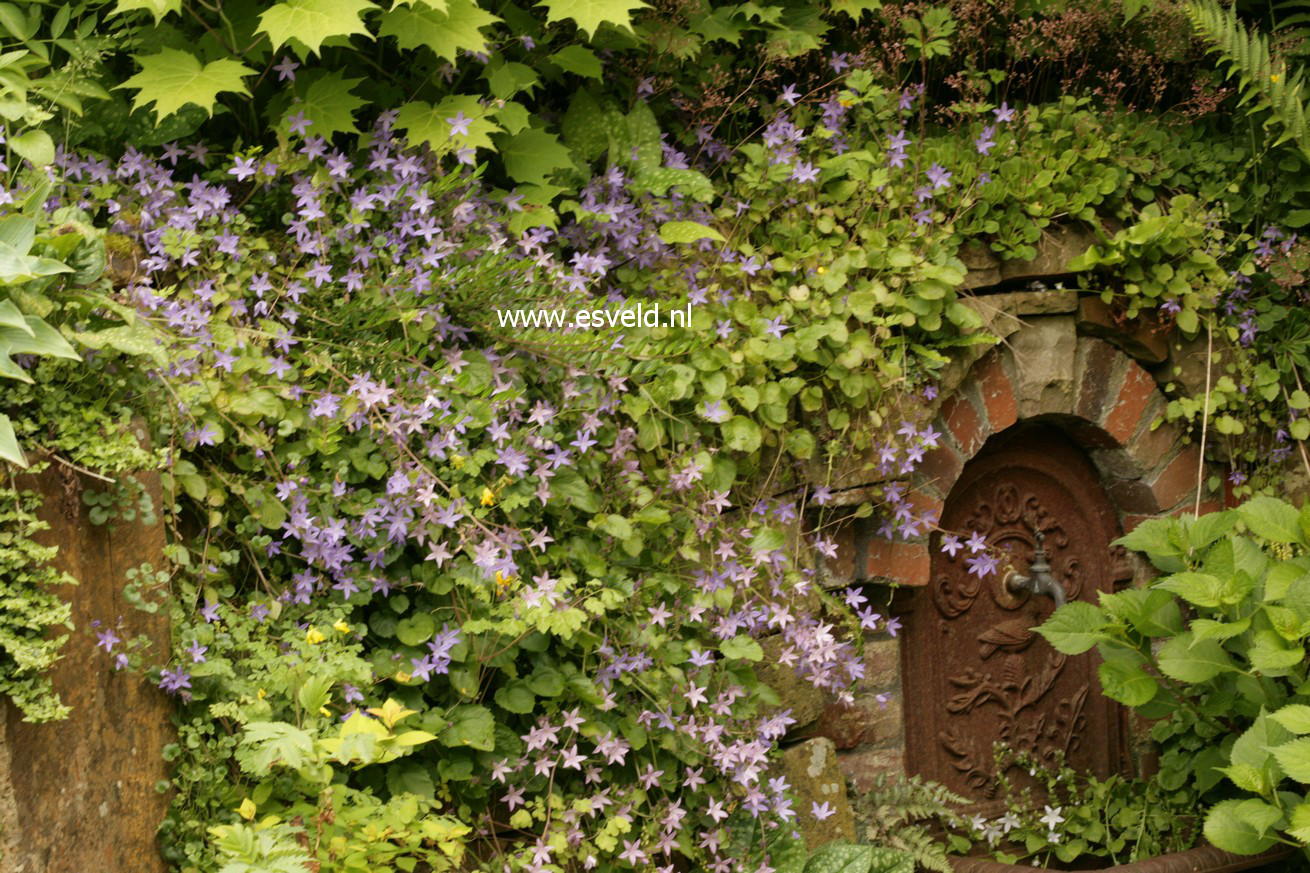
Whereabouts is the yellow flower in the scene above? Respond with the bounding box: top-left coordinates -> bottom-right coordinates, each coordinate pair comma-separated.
395,670 -> 412,683
480,487 -> 496,507
817,266 -> 827,274
450,454 -> 465,469
495,570 -> 516,592
333,619 -> 351,633
237,798 -> 257,821
257,688 -> 267,700
1272,73 -> 1282,83
305,626 -> 325,645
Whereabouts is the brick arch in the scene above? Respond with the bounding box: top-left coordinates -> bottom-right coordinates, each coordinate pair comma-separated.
863,332 -> 1222,590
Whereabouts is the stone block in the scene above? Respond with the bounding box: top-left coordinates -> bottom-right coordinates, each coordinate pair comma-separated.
836,747 -> 905,794
998,224 -> 1097,283
777,738 -> 857,848
1009,316 -> 1077,418
1074,338 -> 1120,423
958,241 -> 1001,290
758,636 -> 827,732
1076,297 -> 1169,364
862,638 -> 900,692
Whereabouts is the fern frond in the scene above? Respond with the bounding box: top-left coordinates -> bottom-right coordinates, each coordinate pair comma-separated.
1188,0 -> 1310,161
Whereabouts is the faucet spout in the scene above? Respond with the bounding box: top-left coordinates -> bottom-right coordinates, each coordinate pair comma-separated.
1004,531 -> 1068,607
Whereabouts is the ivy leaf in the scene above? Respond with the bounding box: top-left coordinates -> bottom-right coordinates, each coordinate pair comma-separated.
439,704 -> 495,750
497,128 -> 573,185
536,0 -> 650,39
119,49 -> 255,120
395,97 -> 503,153
258,0 -> 377,58
278,70 -> 367,138
379,0 -> 500,64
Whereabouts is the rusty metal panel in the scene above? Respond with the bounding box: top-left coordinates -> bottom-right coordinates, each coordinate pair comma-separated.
901,425 -> 1130,808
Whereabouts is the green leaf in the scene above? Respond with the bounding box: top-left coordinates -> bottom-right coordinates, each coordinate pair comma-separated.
536,0 -> 650,38
395,96 -> 503,153
803,843 -> 874,873
1035,602 -> 1108,655
1272,704 -> 1310,734
1239,496 -> 1303,544
439,704 -> 495,750
1153,571 -> 1226,608
379,0 -> 500,64
119,49 -> 255,120
659,220 -> 725,244
1097,648 -> 1159,707
1230,710 -> 1291,791
1288,802 -> 1310,843
549,44 -> 603,77
395,613 -> 435,646
279,70 -> 366,138
1156,634 -> 1236,683
9,130 -> 53,166
497,128 -> 573,186
112,0 -> 182,22
258,0 -> 377,57
0,413 -> 24,466
297,675 -> 332,714
830,0 -> 881,20
494,680 -> 535,714
721,415 -> 761,453
1272,738 -> 1310,781
1204,799 -> 1279,854
236,721 -> 316,773
720,634 -> 763,661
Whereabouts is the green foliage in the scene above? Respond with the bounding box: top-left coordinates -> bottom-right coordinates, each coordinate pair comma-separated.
0,475 -> 74,722
1188,0 -> 1310,162
982,746 -> 1199,866
1040,499 -> 1310,854
853,772 -> 971,872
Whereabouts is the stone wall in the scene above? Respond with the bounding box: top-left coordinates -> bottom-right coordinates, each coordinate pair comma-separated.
0,455 -> 173,873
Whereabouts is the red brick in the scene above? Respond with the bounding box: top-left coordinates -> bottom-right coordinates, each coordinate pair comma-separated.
837,747 -> 905,793
805,696 -> 903,750
1151,446 -> 1203,510
941,392 -> 986,456
864,539 -> 930,586
918,442 -> 963,492
1124,399 -> 1180,475
1103,361 -> 1157,444
1173,499 -> 1223,519
1122,513 -> 1154,534
825,519 -> 859,583
975,353 -> 1017,432
1075,339 -> 1119,422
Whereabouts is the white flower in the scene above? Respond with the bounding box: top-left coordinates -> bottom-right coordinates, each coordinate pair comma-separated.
1040,805 -> 1065,830
998,812 -> 1022,833
1047,830 -> 1061,844
983,823 -> 1003,845
969,814 -> 987,833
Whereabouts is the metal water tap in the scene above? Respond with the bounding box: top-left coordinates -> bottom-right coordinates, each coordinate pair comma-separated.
1003,531 -> 1067,607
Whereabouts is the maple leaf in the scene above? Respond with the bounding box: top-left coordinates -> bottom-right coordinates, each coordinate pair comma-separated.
497,128 -> 574,185
258,0 -> 377,58
119,49 -> 254,120
395,96 -> 503,152
110,0 -> 181,23
378,0 -> 500,64
536,0 -> 650,39
278,70 -> 367,138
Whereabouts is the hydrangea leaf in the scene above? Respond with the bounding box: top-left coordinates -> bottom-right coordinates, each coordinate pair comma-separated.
111,0 -> 181,22
378,0 -> 500,64
258,0 -> 377,58
0,413 -> 24,466
119,50 -> 254,121
497,128 -> 573,185
278,70 -> 367,138
396,97 -> 503,152
535,0 -> 650,39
